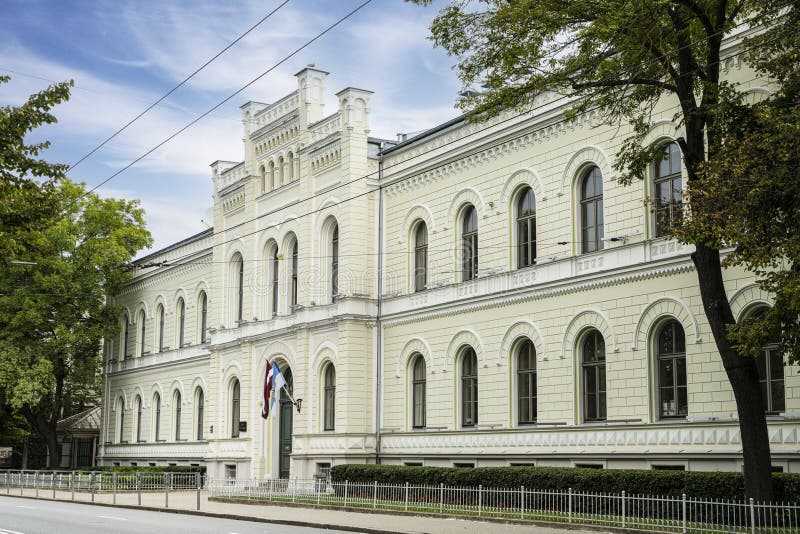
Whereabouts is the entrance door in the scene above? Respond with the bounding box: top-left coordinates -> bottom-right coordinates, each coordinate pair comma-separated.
278,368 -> 294,479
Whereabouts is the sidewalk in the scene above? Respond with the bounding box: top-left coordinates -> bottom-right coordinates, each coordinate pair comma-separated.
3,486 -> 609,534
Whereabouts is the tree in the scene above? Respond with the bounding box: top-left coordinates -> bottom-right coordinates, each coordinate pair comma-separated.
410,0 -> 795,500
0,77 -> 152,468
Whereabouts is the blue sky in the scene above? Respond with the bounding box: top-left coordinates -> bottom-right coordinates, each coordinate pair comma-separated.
2,0 -> 461,252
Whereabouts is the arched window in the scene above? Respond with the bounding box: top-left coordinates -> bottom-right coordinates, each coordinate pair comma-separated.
516,187 -> 537,268
656,319 -> 687,418
173,390 -> 182,441
331,223 -> 339,301
231,254 -> 244,323
461,205 -> 478,281
582,329 -> 606,421
153,392 -> 161,441
195,388 -> 205,440
176,298 -> 185,348
137,309 -> 146,357
260,165 -> 266,192
653,141 -> 683,237
291,240 -> 299,308
580,166 -> 604,253
287,152 -> 295,181
414,222 -> 428,292
278,156 -> 285,186
116,397 -> 125,443
411,355 -> 426,428
747,307 -> 785,413
460,347 -> 478,427
198,291 -> 208,344
269,161 -> 276,190
516,339 -> 537,424
231,378 -> 241,438
135,395 -> 143,442
270,244 -> 279,317
156,304 -> 165,352
323,364 -> 336,431
120,314 -> 129,361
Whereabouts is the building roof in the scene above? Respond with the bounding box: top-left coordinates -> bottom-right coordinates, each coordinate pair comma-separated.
379,111 -> 473,156
57,406 -> 101,435
133,227 -> 214,265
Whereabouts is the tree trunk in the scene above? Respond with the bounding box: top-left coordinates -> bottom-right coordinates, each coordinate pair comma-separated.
692,244 -> 773,501
45,429 -> 59,469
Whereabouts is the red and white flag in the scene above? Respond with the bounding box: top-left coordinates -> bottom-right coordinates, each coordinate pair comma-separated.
261,360 -> 273,419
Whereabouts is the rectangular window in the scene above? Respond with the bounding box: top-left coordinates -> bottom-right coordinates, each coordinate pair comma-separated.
575,463 -> 603,469
652,465 -> 685,471
404,462 -> 423,467
225,464 -> 237,482
757,347 -> 785,413
454,462 -> 475,468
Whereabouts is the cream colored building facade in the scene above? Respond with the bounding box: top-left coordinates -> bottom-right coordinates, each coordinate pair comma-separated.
99,34 -> 800,479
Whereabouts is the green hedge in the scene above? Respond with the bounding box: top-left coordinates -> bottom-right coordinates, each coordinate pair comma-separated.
88,465 -> 206,474
330,464 -> 800,501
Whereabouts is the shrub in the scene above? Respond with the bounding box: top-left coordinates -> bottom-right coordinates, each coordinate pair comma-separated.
330,464 -> 800,502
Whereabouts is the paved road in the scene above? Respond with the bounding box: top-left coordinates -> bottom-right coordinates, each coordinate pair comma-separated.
0,496 -> 358,534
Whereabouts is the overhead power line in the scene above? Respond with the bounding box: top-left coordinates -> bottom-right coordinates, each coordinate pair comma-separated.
67,0 -> 292,172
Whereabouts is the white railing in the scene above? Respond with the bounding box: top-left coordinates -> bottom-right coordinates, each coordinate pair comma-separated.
208,478 -> 800,533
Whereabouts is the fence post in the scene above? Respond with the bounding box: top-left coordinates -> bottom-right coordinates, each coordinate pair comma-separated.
196,472 -> 201,511
316,478 -> 321,506
621,490 -> 626,528
52,472 -> 56,499
478,485 -> 482,517
71,472 -> 75,501
568,487 -> 573,524
344,480 -> 349,508
520,486 -> 525,519
291,479 -> 296,504
113,472 -> 117,505
34,471 -> 39,498
164,473 -> 169,508
405,482 -> 410,512
681,494 -> 687,534
372,481 -> 377,510
439,483 -> 444,514
137,472 -> 141,506
90,472 -> 95,502
749,497 -> 756,534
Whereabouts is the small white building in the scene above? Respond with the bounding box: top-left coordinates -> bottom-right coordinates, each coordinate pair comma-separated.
99,33 -> 800,478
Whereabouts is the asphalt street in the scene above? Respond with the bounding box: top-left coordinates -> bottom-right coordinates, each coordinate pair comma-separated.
0,496 -> 361,534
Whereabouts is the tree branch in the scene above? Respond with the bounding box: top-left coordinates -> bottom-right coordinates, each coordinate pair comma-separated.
671,0 -> 715,34
570,78 -> 678,92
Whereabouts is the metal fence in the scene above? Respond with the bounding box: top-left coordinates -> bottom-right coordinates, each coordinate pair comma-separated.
208,478 -> 800,533
0,470 -> 204,510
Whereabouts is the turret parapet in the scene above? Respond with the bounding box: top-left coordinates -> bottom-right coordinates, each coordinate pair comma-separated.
295,67 -> 329,127
336,87 -> 373,133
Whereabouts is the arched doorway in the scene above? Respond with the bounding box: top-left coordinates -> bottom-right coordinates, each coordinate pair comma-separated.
279,367 -> 294,478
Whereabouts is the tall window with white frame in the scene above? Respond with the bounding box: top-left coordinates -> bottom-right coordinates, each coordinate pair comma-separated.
153,392 -> 161,441
195,388 -> 204,440
582,329 -> 606,421
173,390 -> 182,441
414,222 -> 428,292
231,378 -> 241,438
156,304 -> 165,352
135,395 -> 142,442
653,141 -> 683,237
290,240 -> 298,308
461,206 -> 478,281
461,347 -> 478,427
412,354 -> 426,429
331,224 -> 339,301
198,291 -> 208,344
176,298 -> 185,348
270,244 -> 279,317
232,254 -> 244,323
580,166 -> 604,253
137,309 -> 146,357
269,161 -> 275,190
656,319 -> 688,418
117,397 -> 125,443
749,307 -> 785,413
516,187 -> 537,268
517,339 -> 537,424
121,314 -> 129,360
323,363 -> 336,431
